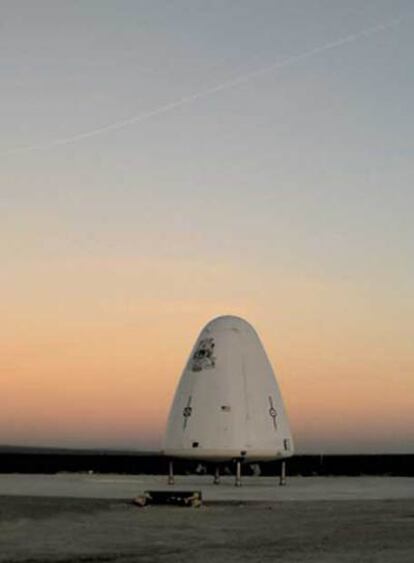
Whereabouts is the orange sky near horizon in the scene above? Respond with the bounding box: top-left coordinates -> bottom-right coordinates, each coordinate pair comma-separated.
2,252 -> 413,453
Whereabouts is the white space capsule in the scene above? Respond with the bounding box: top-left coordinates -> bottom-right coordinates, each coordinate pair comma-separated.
164,315 -> 294,463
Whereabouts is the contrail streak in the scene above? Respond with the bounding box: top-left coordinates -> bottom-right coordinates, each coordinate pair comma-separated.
1,17 -> 404,157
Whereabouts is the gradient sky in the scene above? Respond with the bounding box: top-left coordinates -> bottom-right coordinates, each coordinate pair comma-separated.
1,1 -> 413,453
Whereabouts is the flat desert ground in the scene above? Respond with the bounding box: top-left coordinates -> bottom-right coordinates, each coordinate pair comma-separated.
0,475 -> 413,562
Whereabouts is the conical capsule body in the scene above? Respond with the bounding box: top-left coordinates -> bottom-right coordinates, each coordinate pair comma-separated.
164,316 -> 294,461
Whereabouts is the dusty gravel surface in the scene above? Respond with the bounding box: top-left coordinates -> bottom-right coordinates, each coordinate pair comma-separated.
1,496 -> 414,562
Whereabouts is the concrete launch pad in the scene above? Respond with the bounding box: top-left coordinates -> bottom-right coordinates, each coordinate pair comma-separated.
0,473 -> 413,501
1,475 -> 413,562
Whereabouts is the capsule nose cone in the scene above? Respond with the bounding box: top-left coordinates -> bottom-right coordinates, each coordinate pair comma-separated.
204,315 -> 256,333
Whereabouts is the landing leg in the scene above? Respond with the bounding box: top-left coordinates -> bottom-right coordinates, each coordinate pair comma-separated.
213,466 -> 220,485
168,460 -> 175,485
235,460 -> 242,487
279,460 -> 286,486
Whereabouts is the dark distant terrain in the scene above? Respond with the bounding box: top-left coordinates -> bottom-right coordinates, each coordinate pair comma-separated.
0,446 -> 412,476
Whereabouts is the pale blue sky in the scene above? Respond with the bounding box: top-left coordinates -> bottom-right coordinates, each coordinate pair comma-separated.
2,1 -> 413,270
